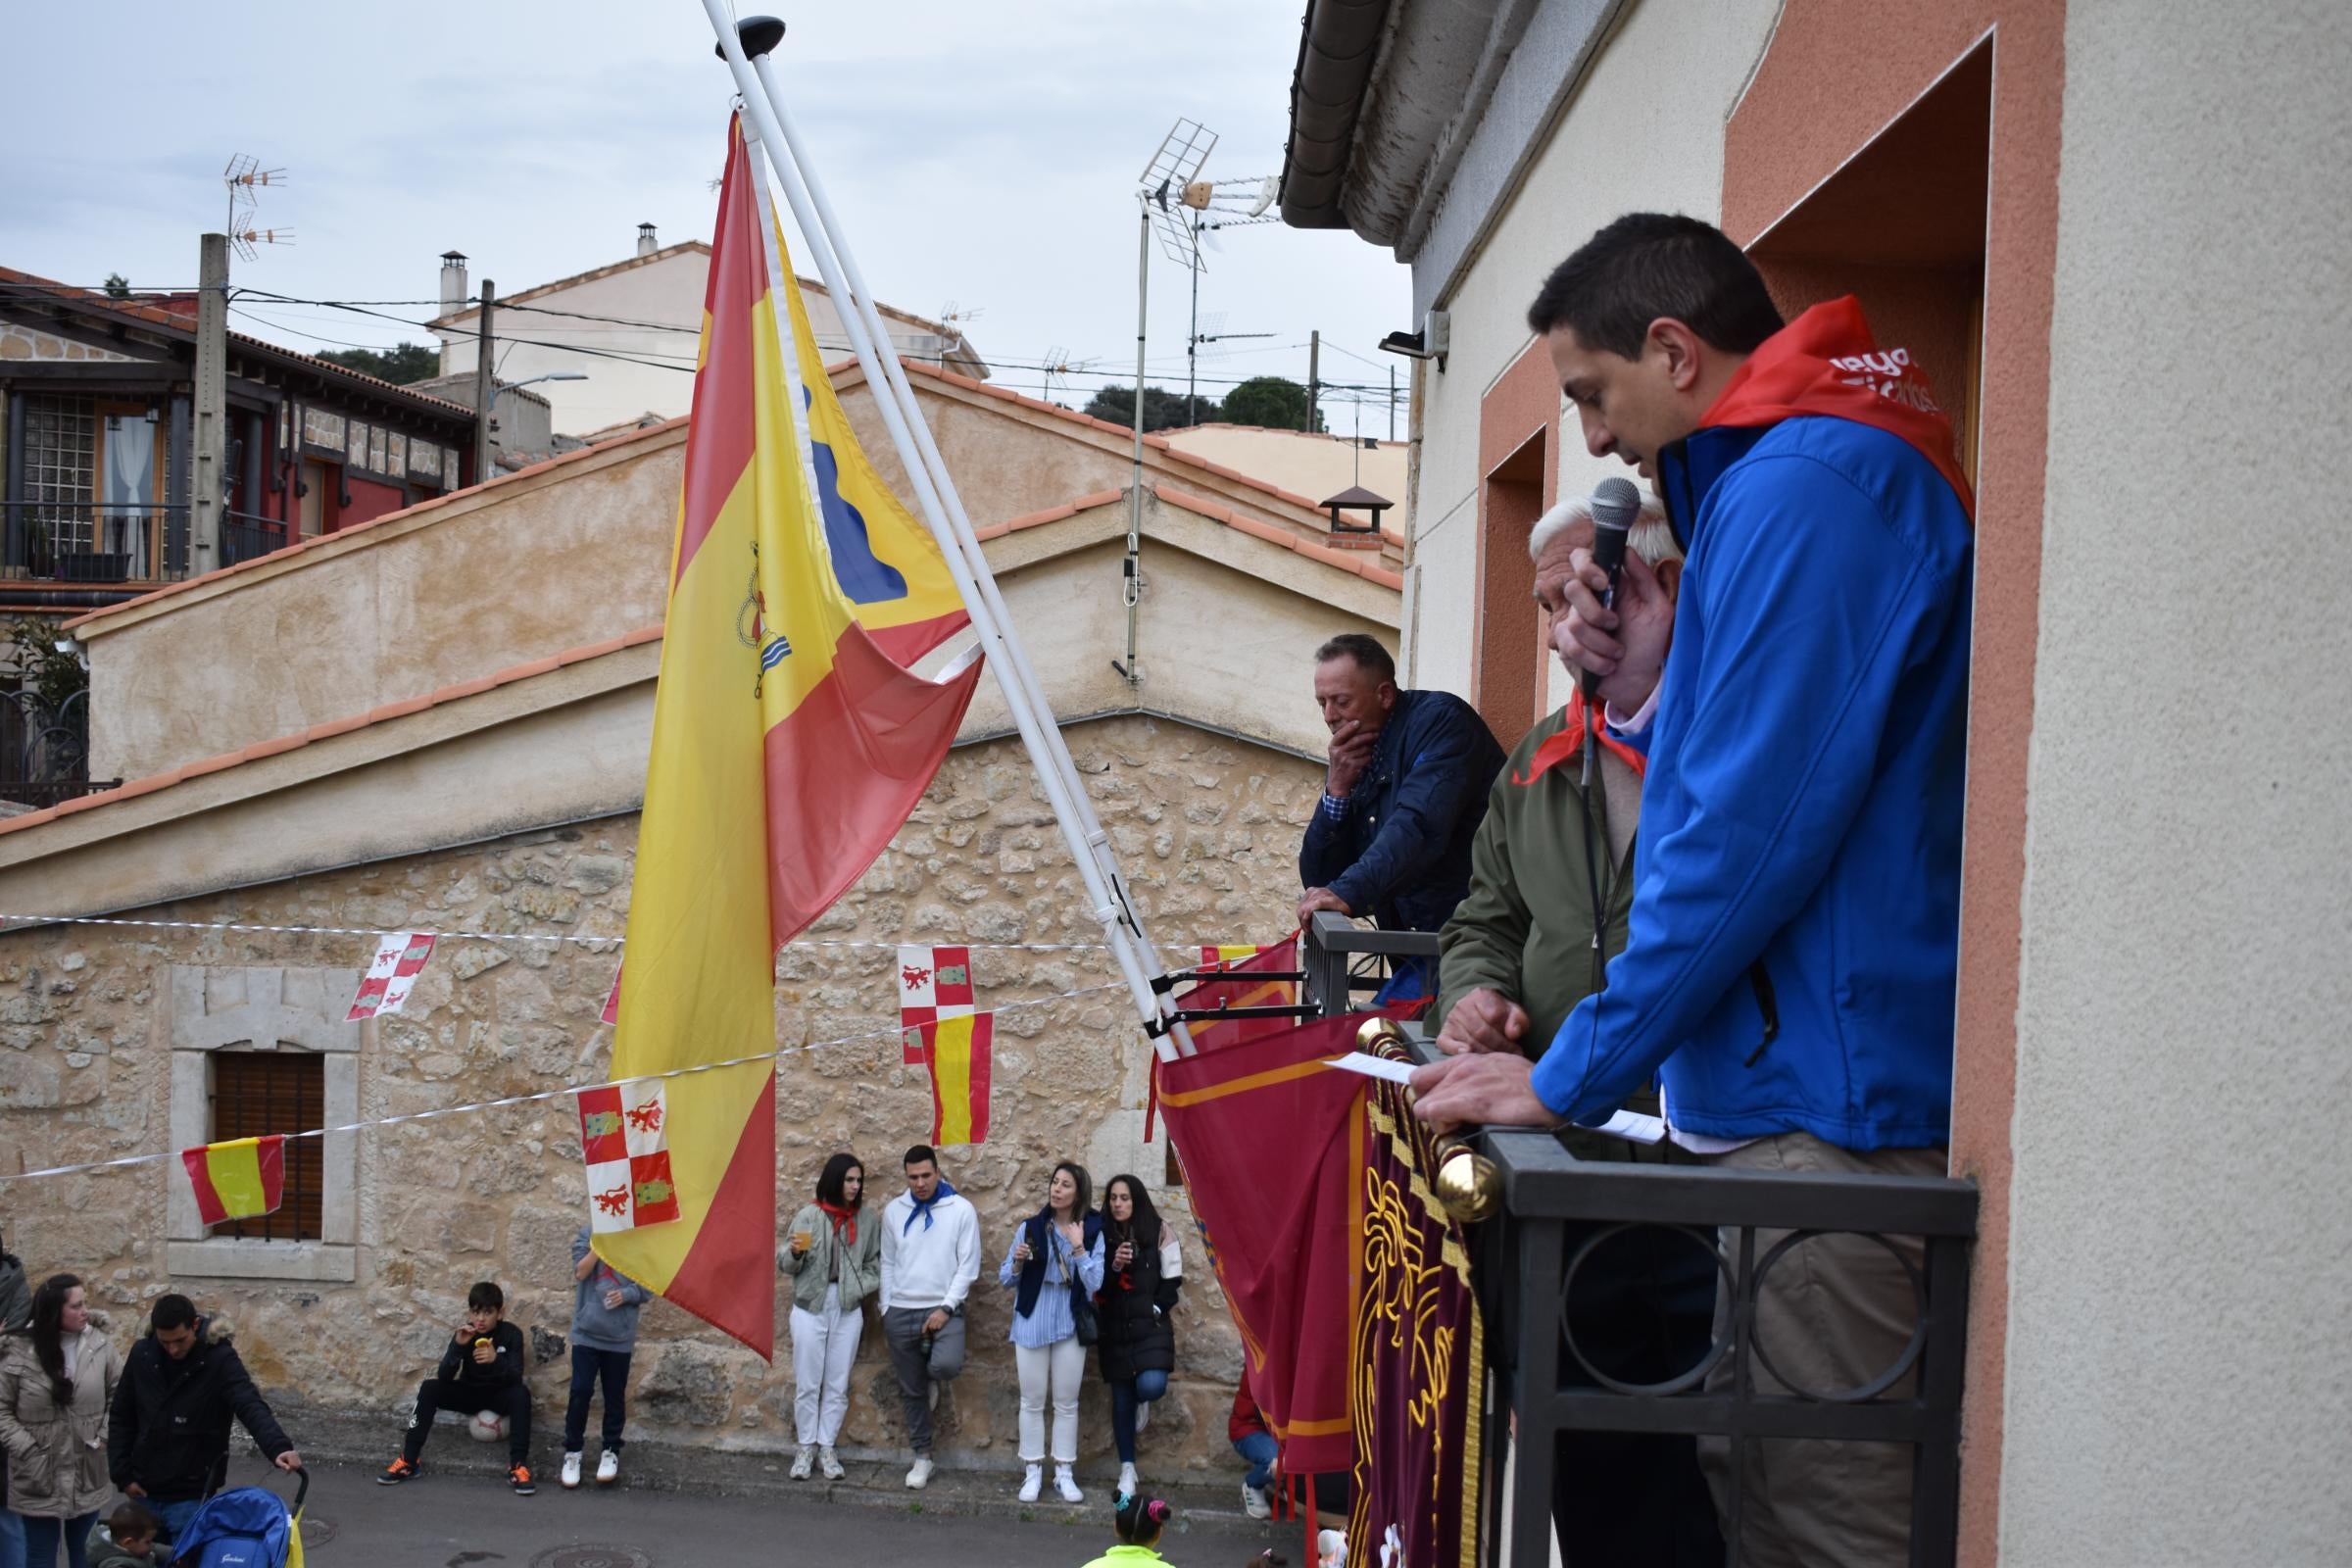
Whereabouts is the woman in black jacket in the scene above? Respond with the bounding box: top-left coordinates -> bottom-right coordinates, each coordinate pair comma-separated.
1096,1174 -> 1182,1500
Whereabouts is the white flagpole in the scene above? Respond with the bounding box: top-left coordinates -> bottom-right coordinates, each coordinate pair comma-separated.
703,6 -> 1196,1060
730,40 -> 1200,1052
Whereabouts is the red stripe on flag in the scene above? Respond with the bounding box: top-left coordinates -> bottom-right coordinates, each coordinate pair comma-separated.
966,1014 -> 993,1143
761,625 -> 983,946
865,610 -> 972,666
675,117 -> 766,585
660,1077 -> 777,1357
180,1148 -> 227,1227
254,1135 -> 286,1214
924,1028 -> 947,1145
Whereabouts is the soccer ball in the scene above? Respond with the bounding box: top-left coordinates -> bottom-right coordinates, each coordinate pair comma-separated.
467,1411 -> 509,1444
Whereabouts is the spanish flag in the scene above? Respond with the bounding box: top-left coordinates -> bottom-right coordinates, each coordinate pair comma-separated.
596,115 -> 983,1355
777,240 -> 968,662
180,1136 -> 285,1225
918,1011 -> 993,1147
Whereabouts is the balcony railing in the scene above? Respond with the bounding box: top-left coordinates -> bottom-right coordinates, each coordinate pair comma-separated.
2,502 -> 291,584
0,686 -> 110,810
1294,914 -> 1978,1567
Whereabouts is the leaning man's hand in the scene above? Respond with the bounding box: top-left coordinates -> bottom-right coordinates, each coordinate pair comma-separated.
1411,1052 -> 1553,1133
1436,988 -> 1528,1055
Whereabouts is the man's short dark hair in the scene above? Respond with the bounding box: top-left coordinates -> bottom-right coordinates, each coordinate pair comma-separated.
904,1145 -> 938,1170
1315,633 -> 1396,683
467,1281 -> 504,1312
150,1294 -> 197,1333
1526,213 -> 1784,360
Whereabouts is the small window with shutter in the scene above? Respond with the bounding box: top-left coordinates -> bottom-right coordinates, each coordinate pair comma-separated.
206,1052 -> 324,1242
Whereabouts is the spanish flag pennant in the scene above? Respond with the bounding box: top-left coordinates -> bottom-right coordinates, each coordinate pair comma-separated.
920,1011 -> 994,1147
180,1136 -> 286,1225
595,114 -> 983,1358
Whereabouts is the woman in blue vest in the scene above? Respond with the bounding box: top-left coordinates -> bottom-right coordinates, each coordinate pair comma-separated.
996,1160 -> 1103,1505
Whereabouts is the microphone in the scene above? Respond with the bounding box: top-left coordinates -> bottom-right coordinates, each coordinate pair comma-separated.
1582,477 -> 1641,702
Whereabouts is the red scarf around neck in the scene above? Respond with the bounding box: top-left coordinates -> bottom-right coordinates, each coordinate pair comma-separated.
1512,690 -> 1646,787
817,1200 -> 858,1246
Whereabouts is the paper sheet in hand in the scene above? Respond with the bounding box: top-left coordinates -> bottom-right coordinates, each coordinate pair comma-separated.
1324,1052 -> 1419,1085
1329,1053 -> 1670,1144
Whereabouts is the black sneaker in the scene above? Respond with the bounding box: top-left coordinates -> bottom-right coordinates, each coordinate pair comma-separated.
377,1456 -> 418,1486
511,1463 -> 536,1495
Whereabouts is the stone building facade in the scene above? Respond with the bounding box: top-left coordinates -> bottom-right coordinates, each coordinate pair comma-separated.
0,716 -> 1320,1477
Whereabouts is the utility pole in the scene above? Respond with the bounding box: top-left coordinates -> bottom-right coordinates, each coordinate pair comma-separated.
1389,366 -> 1396,442
471,279 -> 498,484
1307,329 -> 1320,434
190,232 -> 229,575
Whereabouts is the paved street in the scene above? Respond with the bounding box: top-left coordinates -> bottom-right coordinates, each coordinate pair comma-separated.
220,1455 -> 1296,1568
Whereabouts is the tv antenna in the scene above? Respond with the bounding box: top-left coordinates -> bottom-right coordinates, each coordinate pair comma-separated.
223,155 -> 293,262
1037,346 -> 1098,403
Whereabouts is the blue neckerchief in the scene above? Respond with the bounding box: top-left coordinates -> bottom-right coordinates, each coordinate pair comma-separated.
903,1178 -> 959,1233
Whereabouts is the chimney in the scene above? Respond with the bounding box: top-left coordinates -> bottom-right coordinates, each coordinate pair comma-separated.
439,251 -> 469,318
636,222 -> 659,258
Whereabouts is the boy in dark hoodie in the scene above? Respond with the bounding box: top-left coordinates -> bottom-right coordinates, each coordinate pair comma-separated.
377,1281 -> 535,1494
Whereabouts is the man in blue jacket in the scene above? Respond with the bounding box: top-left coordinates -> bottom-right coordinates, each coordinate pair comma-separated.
1298,633 -> 1504,999
1414,214 -> 1974,1567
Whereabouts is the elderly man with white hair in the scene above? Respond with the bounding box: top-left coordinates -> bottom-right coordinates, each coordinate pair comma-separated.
1431,487 -> 1724,1567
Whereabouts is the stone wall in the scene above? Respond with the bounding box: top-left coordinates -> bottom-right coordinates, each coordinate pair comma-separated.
0,715 -> 1321,1480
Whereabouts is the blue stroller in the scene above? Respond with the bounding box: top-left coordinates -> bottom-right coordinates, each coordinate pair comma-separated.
168,1467 -> 308,1568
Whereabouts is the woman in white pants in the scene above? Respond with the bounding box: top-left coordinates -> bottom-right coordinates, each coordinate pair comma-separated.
995,1160 -> 1104,1503
780,1152 -> 881,1480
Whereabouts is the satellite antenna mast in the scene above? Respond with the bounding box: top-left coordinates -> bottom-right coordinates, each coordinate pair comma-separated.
222,155 -> 293,262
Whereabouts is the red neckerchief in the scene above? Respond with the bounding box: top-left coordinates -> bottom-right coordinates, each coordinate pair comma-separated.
1699,296 -> 1975,516
1512,690 -> 1646,787
817,1200 -> 858,1247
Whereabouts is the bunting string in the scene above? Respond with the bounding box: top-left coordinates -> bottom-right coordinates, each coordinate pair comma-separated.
0,913 -> 1238,955
0,979 -> 1129,1187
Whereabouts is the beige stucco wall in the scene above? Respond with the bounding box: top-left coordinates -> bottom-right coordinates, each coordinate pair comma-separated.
1401,0 -> 1780,697
1163,425 -> 1410,520
0,713 -> 1320,1477
76,382 -> 1391,785
1996,3 -> 2352,1561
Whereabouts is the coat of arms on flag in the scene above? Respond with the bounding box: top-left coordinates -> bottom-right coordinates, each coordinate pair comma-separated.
347,933 -> 437,1020
579,1081 -> 680,1233
897,944 -> 975,1065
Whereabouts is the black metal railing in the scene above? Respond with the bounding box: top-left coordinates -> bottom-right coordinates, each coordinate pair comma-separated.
1293,916 -> 1978,1568
221,510 -> 289,567
0,502 -> 181,582
0,686 -> 109,809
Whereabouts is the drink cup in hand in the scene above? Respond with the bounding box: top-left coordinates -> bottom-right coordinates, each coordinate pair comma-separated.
790,1230 -> 813,1255
1114,1242 -> 1135,1270
1014,1238 -> 1033,1263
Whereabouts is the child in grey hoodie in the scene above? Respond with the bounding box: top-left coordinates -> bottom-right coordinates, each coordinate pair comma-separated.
564,1229 -> 651,1490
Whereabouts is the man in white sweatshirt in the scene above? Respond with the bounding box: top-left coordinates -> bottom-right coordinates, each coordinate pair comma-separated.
878,1144 -> 981,1489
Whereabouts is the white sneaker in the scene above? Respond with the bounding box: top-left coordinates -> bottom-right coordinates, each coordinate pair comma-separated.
790,1445 -> 814,1480
561,1451 -> 582,1491
1134,1399 -> 1152,1433
1018,1463 -> 1043,1502
1243,1480 -> 1271,1520
1054,1464 -> 1084,1504
1117,1461 -> 1139,1498
595,1449 -> 618,1486
818,1446 -> 844,1480
906,1456 -> 934,1490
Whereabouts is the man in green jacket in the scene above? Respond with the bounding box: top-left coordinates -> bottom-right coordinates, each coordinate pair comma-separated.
1431,489 -> 1722,1565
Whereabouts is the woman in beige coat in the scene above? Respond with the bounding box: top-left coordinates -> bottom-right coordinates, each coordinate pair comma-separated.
0,1274 -> 120,1568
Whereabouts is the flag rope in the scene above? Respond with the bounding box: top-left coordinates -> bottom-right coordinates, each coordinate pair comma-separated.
0,913 -> 1247,954
0,979 -> 1128,1187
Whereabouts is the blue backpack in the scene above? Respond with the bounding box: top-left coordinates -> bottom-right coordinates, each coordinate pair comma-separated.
168,1472 -> 305,1568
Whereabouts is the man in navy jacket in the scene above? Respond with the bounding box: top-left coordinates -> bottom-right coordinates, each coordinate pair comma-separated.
1298,633 -> 1503,997
1415,215 -> 1974,1567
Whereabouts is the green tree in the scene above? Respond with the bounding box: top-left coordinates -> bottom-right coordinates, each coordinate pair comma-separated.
102,272 -> 130,299
6,619 -> 88,710
1220,375 -> 1322,432
1081,383 -> 1220,432
317,342 -> 443,385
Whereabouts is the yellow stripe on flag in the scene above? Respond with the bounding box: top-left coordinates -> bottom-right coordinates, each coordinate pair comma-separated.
205,1139 -> 271,1217
927,1012 -> 992,1147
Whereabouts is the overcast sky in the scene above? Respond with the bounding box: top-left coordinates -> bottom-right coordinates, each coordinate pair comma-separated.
4,1 -> 1414,435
